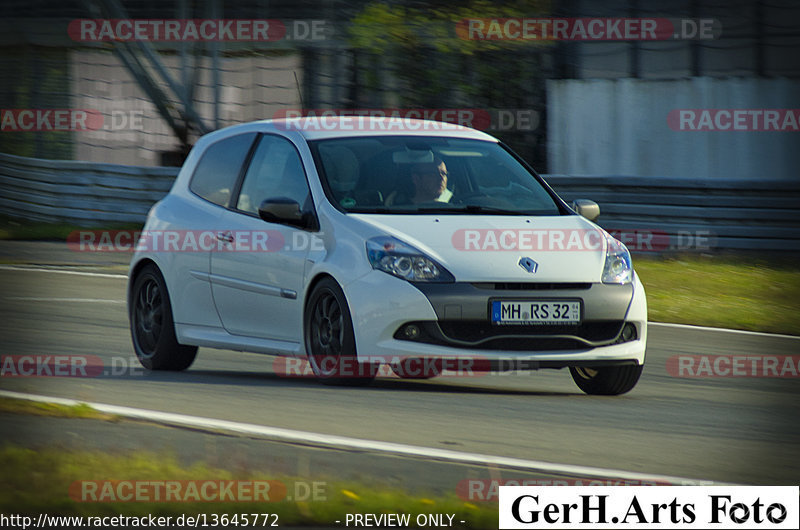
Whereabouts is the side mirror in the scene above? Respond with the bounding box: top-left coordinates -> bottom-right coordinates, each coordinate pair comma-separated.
258,198 -> 309,229
570,199 -> 600,222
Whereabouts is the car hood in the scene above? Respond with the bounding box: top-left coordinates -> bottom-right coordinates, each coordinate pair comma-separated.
349,214 -> 609,283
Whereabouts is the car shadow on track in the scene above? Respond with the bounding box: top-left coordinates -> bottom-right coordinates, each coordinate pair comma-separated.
96,368 -> 578,397
368,377 -> 575,396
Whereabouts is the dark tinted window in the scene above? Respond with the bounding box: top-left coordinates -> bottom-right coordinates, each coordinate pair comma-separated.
189,133 -> 257,207
309,137 -> 561,215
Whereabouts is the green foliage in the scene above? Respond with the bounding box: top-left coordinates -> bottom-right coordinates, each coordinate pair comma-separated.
348,1 -> 552,55
345,1 -> 552,109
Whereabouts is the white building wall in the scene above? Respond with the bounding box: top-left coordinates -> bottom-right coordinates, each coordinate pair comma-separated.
547,77 -> 800,178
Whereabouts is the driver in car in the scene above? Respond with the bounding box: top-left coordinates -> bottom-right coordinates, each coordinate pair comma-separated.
386,158 -> 452,205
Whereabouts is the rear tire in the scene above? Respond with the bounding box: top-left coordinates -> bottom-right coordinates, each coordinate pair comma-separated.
130,264 -> 197,371
304,278 -> 376,385
570,364 -> 643,395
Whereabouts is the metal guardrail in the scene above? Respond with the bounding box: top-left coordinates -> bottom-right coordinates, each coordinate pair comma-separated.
546,175 -> 800,252
0,153 -> 178,225
1,154 -> 798,252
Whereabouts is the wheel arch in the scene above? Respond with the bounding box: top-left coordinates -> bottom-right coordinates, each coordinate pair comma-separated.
303,272 -> 339,311
128,258 -> 158,305
127,258 -> 179,323
128,256 -> 198,370
302,271 -> 359,355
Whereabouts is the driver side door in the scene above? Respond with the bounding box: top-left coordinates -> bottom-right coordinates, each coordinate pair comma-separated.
209,134 -> 318,343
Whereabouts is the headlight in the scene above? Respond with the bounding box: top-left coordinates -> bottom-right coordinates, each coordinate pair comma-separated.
366,236 -> 454,282
602,233 -> 632,284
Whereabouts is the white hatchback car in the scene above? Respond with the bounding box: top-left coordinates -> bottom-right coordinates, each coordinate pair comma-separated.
128,117 -> 647,395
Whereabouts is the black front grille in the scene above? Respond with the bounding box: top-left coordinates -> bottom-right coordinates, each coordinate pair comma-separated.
395,320 -> 627,351
439,320 -> 624,342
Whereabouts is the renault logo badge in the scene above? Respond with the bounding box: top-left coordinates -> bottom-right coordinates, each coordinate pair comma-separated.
518,257 -> 538,273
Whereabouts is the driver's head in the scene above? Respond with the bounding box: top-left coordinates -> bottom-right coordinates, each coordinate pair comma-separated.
411,159 -> 447,202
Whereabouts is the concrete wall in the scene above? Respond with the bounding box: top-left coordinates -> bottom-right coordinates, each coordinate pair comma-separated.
70,50 -> 302,167
547,77 -> 800,178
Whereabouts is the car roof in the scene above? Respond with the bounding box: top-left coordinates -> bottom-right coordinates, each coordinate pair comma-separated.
212,117 -> 499,142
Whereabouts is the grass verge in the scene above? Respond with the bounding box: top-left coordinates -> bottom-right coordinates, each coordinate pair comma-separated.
633,254 -> 800,335
0,398 -> 119,421
0,216 -> 142,241
0,444 -> 495,528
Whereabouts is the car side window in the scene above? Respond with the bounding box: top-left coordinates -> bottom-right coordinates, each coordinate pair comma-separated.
236,134 -> 311,215
189,133 -> 257,207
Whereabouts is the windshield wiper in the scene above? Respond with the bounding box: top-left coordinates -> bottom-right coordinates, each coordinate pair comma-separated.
413,206 -> 466,214
456,204 -> 529,215
350,205 -> 537,215
349,207 -> 391,214
409,205 -> 529,215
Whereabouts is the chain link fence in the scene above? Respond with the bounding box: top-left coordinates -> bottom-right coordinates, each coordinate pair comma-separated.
1,0 -> 798,170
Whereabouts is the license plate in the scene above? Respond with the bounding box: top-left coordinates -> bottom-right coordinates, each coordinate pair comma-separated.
491,300 -> 581,325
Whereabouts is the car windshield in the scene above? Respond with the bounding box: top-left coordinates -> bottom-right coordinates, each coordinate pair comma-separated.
309,136 -> 562,215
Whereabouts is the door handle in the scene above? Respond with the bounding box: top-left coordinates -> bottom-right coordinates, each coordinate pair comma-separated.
216,231 -> 234,243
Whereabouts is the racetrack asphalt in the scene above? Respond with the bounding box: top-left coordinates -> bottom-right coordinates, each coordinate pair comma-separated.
0,240 -> 798,489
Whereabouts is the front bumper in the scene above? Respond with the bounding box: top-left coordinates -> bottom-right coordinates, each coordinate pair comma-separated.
345,271 -> 647,367
406,281 -> 635,350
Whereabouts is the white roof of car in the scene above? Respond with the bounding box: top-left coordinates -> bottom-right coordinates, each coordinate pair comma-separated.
219,117 -> 499,142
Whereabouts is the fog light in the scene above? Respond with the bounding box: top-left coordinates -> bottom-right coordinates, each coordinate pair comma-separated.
403,324 -> 420,340
621,323 -> 637,342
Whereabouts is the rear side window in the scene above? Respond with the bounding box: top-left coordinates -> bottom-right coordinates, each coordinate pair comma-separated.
189,133 -> 257,207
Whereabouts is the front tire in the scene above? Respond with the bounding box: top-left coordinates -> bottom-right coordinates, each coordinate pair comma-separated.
304,278 -> 376,385
570,364 -> 643,395
130,264 -> 197,371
